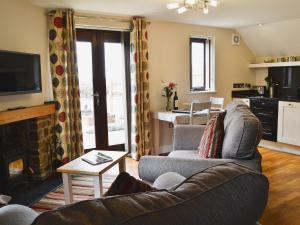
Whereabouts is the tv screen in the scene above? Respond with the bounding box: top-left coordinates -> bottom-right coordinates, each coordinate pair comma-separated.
0,50 -> 42,96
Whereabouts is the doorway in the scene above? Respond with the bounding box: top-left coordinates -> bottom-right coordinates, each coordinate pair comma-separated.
76,29 -> 130,152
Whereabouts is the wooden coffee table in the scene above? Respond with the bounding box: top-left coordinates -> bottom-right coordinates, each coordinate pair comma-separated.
57,150 -> 128,204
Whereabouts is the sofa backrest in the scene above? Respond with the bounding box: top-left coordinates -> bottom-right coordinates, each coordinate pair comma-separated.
31,163 -> 268,225
222,102 -> 262,159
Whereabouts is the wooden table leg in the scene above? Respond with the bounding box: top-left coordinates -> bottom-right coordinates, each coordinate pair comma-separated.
62,173 -> 73,204
119,157 -> 126,173
94,175 -> 103,198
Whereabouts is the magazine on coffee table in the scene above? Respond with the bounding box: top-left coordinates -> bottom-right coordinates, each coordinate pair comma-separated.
82,153 -> 113,165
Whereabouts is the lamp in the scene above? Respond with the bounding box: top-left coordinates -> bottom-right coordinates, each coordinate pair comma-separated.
166,0 -> 220,15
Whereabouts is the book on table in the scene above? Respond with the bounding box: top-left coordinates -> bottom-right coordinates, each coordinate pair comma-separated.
82,152 -> 113,165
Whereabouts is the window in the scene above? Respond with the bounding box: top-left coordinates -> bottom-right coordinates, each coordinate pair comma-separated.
190,37 -> 213,92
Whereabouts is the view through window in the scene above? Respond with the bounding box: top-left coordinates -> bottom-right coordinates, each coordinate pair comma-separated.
104,42 -> 126,146
190,37 -> 212,91
77,41 -> 96,149
77,40 -> 127,150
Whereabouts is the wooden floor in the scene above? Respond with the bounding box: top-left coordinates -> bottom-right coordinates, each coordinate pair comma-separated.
124,149 -> 300,225
259,148 -> 300,225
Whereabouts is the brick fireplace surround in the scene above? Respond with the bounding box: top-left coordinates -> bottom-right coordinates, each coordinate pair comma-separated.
28,115 -> 55,179
0,104 -> 56,194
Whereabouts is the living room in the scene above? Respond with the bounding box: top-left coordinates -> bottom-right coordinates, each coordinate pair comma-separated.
0,0 -> 299,225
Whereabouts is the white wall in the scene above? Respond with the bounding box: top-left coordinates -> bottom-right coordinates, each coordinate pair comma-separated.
238,18 -> 300,58
148,20 -> 256,111
0,0 -> 52,111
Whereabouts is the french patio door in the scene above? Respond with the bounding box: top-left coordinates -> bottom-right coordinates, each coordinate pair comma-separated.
76,29 -> 130,152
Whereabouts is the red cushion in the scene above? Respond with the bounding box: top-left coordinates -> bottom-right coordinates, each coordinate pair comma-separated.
198,112 -> 226,158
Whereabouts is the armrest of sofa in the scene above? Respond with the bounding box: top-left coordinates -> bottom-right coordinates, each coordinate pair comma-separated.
139,156 -> 235,183
0,205 -> 38,225
173,125 -> 206,151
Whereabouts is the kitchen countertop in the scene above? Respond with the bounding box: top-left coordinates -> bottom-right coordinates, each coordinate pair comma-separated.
249,96 -> 300,102
232,90 -> 300,102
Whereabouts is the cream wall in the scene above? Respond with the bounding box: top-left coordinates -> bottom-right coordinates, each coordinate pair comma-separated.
148,20 -> 256,111
0,0 -> 51,111
255,68 -> 268,86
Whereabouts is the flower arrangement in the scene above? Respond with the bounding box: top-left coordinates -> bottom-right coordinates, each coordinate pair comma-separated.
161,81 -> 177,111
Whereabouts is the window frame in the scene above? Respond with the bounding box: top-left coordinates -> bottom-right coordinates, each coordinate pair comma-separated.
189,36 -> 213,92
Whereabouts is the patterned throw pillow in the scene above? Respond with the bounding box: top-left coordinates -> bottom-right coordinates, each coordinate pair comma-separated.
198,112 -> 226,158
104,172 -> 156,196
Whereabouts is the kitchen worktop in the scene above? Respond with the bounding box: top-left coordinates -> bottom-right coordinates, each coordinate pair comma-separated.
249,96 -> 300,102
232,90 -> 300,102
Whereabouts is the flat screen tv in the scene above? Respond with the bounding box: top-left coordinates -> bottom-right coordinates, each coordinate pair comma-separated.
0,50 -> 42,96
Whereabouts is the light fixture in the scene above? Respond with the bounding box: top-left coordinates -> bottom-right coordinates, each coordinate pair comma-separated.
177,6 -> 188,14
166,0 -> 220,15
203,2 -> 209,14
167,2 -> 180,9
210,0 -> 219,7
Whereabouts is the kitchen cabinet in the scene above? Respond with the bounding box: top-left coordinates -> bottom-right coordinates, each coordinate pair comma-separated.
250,98 -> 278,142
277,101 -> 300,146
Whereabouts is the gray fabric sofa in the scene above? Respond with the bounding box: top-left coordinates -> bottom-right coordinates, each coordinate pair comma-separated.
0,102 -> 268,225
0,163 -> 269,225
139,102 -> 263,183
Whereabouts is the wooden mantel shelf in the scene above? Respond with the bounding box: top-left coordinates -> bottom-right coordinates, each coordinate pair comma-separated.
0,104 -> 56,125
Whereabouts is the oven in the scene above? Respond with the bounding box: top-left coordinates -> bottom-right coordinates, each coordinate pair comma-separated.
250,97 -> 279,141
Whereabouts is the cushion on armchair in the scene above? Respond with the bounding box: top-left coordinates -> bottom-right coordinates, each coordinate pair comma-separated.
222,104 -> 262,159
153,172 -> 186,189
198,112 -> 226,158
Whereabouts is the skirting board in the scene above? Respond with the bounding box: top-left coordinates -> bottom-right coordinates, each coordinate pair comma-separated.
259,140 -> 300,156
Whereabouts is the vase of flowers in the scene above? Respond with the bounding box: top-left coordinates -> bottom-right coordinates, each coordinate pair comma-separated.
161,81 -> 177,111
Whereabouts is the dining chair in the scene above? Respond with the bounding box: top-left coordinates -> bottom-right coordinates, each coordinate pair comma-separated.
174,101 -> 211,125
189,101 -> 211,125
210,97 -> 224,110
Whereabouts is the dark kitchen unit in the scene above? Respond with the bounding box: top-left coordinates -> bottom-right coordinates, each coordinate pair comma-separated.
232,90 -> 279,141
267,66 -> 300,101
250,97 -> 279,141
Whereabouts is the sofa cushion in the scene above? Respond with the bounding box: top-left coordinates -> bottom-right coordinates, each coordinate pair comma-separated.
104,172 -> 155,196
222,104 -> 262,159
153,172 -> 186,189
198,112 -> 226,158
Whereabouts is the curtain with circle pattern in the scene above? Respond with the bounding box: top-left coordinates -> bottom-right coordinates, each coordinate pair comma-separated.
130,17 -> 151,160
48,9 -> 83,163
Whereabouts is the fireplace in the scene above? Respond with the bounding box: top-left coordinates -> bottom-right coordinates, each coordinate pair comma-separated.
0,148 -> 28,193
0,105 -> 55,195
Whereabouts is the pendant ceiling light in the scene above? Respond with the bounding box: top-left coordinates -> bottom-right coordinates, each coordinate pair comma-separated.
167,0 -> 220,14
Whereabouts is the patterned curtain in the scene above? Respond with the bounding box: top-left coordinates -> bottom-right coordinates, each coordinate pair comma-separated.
130,17 -> 151,160
48,9 -> 83,164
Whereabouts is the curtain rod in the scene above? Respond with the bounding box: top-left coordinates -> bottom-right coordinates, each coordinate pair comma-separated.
47,11 -> 150,24
75,14 -> 151,25
75,14 -> 131,23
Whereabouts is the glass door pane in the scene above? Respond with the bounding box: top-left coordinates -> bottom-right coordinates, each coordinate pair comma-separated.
77,41 -> 96,149
104,43 -> 126,146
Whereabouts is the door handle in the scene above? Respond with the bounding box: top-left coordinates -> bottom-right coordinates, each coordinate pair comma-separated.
92,91 -> 100,106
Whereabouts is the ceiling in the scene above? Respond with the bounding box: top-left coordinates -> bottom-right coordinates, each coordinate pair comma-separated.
30,0 -> 300,29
